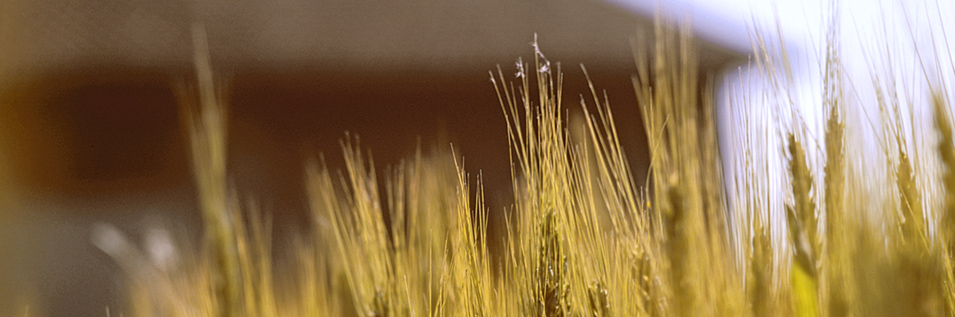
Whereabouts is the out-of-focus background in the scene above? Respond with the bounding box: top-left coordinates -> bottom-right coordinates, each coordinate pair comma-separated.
0,0 -> 747,315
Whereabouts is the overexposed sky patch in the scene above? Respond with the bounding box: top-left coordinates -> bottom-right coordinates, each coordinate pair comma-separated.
606,0 -> 955,252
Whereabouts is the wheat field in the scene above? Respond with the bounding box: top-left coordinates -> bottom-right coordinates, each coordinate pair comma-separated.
77,8 -> 955,317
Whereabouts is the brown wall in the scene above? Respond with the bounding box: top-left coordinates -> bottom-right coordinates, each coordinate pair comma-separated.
0,63 -> 650,314
5,64 -> 649,212
0,0 -> 744,314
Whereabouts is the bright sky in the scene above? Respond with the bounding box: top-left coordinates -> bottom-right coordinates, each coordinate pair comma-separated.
606,0 -> 955,249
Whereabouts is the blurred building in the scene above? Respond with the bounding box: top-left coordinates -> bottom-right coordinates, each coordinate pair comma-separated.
0,0 -> 744,314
